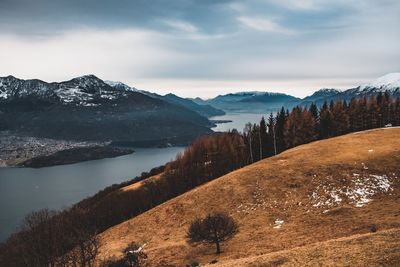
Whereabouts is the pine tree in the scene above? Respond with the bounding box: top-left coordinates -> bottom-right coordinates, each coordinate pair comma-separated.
266,113 -> 276,156
243,123 -> 254,164
275,107 -> 287,153
319,101 -> 333,138
284,106 -> 316,148
331,100 -> 350,136
259,117 -> 268,159
309,102 -> 319,135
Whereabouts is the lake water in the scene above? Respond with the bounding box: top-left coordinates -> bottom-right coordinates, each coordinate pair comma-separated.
211,112 -> 270,132
0,112 -> 266,242
0,147 -> 183,242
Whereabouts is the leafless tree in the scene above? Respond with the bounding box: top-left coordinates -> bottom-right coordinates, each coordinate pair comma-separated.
187,212 -> 238,254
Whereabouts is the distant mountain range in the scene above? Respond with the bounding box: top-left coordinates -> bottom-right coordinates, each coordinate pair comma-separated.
192,73 -> 400,112
103,81 -> 224,118
0,73 -> 399,145
0,75 -> 217,146
192,91 -> 300,112
295,73 -> 400,107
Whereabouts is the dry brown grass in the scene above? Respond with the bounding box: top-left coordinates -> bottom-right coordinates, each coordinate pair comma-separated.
97,128 -> 400,266
211,228 -> 400,267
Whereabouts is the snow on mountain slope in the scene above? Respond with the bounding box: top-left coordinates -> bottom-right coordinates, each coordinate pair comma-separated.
104,80 -> 138,92
0,75 -> 139,106
359,73 -> 400,92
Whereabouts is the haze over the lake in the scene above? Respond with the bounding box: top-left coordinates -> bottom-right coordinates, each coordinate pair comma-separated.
1,0 -> 399,98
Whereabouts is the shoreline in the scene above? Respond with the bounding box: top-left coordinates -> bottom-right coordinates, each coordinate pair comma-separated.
17,146 -> 134,168
0,131 -> 133,168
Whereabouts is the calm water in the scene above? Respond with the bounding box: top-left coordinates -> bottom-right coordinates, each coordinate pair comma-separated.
0,112 -> 266,242
211,112 -> 270,132
0,147 -> 184,242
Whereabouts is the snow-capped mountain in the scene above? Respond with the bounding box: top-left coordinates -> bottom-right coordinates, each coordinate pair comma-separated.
297,88 -> 342,106
358,73 -> 400,93
0,75 -> 58,100
0,74 -> 137,106
296,73 -> 400,107
104,80 -> 139,92
0,75 -> 214,146
310,88 -> 342,97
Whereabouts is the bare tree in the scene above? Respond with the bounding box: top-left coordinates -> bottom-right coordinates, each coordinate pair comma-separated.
187,213 -> 238,254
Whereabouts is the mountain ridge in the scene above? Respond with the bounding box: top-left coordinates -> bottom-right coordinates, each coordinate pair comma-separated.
192,73 -> 400,110
0,75 -> 214,146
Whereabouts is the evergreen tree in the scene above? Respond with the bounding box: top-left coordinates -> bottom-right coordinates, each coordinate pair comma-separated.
309,102 -> 319,135
284,106 -> 316,148
259,117 -> 268,159
319,101 -> 333,138
266,113 -> 276,156
331,100 -> 350,136
275,107 -> 287,153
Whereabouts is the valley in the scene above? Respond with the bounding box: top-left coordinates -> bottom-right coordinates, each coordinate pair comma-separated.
1,73 -> 400,266
1,1 -> 400,265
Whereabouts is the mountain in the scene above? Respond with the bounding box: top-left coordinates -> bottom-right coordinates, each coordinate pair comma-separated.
0,75 -> 213,146
359,72 -> 400,92
162,93 -> 225,117
97,128 -> 400,266
298,88 -> 342,106
105,81 -> 225,117
205,91 -> 300,112
189,97 -> 210,106
191,73 -> 400,112
298,73 -> 400,107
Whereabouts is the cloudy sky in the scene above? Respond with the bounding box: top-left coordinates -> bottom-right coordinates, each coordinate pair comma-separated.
0,0 -> 399,98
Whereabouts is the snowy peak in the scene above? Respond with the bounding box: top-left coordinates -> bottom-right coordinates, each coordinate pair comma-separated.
0,75 -> 140,106
104,80 -> 138,92
0,75 -> 57,100
359,73 -> 400,92
306,88 -> 341,99
314,88 -> 341,95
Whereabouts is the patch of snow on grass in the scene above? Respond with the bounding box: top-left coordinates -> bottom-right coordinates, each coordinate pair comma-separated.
273,219 -> 284,229
310,173 -> 395,209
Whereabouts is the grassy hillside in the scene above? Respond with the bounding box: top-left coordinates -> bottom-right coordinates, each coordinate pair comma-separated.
211,228 -> 400,266
97,128 -> 400,266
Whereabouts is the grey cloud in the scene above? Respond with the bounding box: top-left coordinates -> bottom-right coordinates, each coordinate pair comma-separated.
0,0 -> 399,97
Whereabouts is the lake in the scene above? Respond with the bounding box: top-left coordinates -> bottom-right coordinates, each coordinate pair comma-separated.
0,112 -> 266,242
0,147 -> 184,242
211,112 -> 271,132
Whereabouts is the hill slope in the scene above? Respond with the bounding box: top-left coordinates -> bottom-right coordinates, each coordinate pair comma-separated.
98,128 -> 400,266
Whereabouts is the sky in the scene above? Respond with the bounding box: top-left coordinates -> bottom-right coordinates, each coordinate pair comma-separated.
0,0 -> 399,98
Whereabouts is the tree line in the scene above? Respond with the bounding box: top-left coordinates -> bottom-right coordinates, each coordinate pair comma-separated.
1,92 -> 399,266
244,92 -> 400,163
